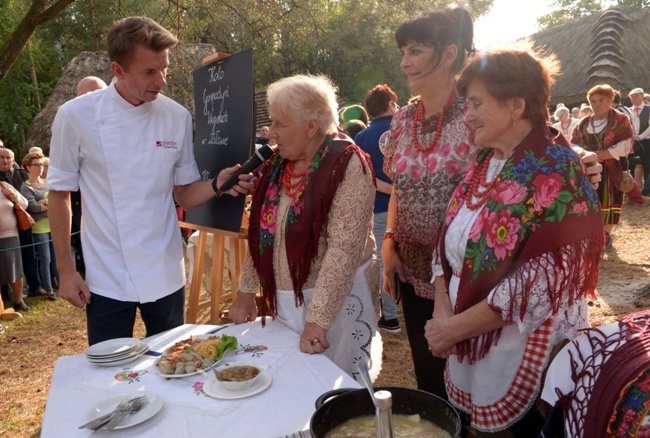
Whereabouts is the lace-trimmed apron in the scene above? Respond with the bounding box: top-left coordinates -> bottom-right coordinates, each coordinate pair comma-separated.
275,257 -> 383,382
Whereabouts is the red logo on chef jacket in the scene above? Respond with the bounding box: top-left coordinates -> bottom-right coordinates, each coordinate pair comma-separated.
155,140 -> 178,149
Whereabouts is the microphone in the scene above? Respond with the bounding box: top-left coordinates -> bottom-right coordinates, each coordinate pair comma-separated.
212,144 -> 274,196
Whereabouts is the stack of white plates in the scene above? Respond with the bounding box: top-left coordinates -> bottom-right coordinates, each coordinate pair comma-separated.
85,338 -> 149,366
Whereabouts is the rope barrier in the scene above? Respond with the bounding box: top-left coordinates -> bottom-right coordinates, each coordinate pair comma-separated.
0,231 -> 80,253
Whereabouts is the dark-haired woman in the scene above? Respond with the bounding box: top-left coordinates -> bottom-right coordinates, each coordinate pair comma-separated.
382,8 -> 603,404
381,7 -> 479,399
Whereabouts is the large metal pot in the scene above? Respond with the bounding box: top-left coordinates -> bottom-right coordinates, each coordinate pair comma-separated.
309,386 -> 461,437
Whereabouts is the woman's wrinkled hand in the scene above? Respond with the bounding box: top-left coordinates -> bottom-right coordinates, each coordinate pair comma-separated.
229,292 -> 258,324
381,239 -> 405,299
425,315 -> 458,358
300,322 -> 330,354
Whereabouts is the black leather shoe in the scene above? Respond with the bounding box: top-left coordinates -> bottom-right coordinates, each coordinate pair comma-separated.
14,301 -> 30,311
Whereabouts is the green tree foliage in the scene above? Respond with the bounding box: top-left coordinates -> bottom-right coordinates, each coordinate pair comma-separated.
0,0 -> 67,153
537,0 -> 650,29
0,0 -> 495,152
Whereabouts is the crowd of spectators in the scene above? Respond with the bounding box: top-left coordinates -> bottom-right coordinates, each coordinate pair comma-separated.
0,143 -> 62,328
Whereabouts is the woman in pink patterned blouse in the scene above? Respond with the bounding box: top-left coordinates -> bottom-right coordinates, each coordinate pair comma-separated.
381,7 -> 479,399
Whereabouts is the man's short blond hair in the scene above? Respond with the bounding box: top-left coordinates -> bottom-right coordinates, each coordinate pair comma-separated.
107,16 -> 178,68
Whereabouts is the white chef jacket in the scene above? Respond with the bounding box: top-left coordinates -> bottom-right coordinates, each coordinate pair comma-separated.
48,83 -> 200,303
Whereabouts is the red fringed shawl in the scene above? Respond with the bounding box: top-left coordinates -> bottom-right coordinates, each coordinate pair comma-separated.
248,133 -> 373,322
440,124 -> 604,363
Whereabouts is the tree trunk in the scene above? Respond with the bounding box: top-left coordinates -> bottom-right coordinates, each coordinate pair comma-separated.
26,40 -> 42,110
86,0 -> 99,51
0,0 -> 77,83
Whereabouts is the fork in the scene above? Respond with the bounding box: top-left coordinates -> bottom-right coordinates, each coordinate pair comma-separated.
78,396 -> 130,430
100,396 -> 148,431
78,395 -> 147,430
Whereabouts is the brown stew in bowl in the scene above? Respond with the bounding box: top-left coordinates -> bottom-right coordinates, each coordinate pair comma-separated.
220,365 -> 260,382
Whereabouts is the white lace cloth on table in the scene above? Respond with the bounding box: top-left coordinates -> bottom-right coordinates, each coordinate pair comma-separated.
75,323 -> 296,416
431,156 -> 589,341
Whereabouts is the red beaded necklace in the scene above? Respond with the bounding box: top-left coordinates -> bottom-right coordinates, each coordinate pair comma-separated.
281,161 -> 309,198
412,87 -> 457,153
465,150 -> 496,210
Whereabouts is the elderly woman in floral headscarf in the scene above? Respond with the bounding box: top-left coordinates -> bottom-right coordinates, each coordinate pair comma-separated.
229,74 -> 382,380
424,44 -> 604,435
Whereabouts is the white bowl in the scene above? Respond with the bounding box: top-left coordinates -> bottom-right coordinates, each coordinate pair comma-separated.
217,364 -> 263,391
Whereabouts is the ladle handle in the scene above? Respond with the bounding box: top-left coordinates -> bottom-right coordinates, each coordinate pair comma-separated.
356,357 -> 377,407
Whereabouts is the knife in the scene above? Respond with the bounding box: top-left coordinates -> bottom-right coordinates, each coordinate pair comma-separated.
206,324 -> 232,334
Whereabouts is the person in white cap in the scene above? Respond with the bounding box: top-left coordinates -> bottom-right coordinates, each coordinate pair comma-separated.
627,88 -> 650,190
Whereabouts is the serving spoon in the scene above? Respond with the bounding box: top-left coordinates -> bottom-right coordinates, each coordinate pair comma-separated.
189,346 -> 229,381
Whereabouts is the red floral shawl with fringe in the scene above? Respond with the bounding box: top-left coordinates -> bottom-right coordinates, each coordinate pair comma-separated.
248,134 -> 373,321
440,124 -> 604,364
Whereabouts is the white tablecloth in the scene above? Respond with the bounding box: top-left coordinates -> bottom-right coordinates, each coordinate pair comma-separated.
41,320 -> 361,437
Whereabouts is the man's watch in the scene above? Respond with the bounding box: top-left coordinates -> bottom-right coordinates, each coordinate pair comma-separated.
212,177 -> 219,195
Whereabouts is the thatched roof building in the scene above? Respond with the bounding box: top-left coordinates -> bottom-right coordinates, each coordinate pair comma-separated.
26,44 -> 218,152
530,6 -> 650,107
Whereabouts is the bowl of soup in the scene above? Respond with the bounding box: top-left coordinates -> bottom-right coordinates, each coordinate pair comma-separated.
217,364 -> 262,391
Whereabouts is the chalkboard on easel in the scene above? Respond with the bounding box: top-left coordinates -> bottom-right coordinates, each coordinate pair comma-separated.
185,49 -> 254,232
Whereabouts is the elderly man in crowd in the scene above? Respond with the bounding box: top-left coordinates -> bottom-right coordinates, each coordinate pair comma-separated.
76,76 -> 107,96
628,88 -> 650,194
0,143 -> 28,190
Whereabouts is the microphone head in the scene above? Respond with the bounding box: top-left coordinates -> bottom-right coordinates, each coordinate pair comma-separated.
256,144 -> 275,161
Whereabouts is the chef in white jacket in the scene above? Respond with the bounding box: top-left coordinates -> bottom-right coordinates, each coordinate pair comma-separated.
47,16 -> 252,345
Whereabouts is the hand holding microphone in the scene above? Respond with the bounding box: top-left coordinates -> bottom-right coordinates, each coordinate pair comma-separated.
212,145 -> 275,197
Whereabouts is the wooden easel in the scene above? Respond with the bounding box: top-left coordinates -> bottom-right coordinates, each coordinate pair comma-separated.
180,221 -> 248,324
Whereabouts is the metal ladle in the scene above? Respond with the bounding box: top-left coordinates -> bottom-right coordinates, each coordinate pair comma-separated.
356,356 -> 378,406
356,357 -> 394,437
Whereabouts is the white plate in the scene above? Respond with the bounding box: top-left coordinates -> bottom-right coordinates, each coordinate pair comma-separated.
86,338 -> 140,358
203,371 -> 272,400
154,335 -> 236,378
90,350 -> 148,367
87,341 -> 148,362
84,391 -> 163,430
